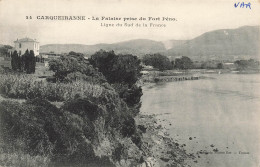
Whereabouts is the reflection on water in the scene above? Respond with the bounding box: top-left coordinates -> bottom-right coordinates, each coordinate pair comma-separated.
141,74 -> 260,167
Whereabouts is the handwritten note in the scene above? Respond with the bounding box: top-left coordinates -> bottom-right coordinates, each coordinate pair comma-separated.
234,2 -> 251,9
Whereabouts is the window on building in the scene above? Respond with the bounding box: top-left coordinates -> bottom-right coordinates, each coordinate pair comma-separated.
19,43 -> 21,48
19,50 -> 21,55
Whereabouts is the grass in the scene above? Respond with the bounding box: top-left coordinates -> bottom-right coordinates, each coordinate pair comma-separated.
0,74 -> 105,102
0,152 -> 50,167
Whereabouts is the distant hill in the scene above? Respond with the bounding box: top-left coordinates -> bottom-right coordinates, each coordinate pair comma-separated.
165,26 -> 260,61
40,26 -> 259,61
161,40 -> 188,50
40,44 -> 98,55
40,39 -> 165,56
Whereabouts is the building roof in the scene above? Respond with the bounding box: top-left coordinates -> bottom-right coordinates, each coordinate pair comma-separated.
14,38 -> 39,43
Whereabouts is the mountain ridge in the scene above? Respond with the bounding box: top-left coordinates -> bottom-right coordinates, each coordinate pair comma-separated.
40,25 -> 260,60
40,39 -> 165,56
165,25 -> 259,60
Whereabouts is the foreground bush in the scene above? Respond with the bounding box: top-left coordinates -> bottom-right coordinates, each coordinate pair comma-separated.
112,83 -> 143,116
0,100 -> 58,156
0,94 -> 141,166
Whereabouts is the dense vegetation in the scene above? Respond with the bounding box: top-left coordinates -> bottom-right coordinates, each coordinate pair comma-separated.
90,50 -> 143,115
11,49 -> 36,74
90,50 -> 142,85
0,75 -> 105,101
48,51 -> 106,83
142,54 -> 173,71
234,59 -> 260,71
0,50 -> 144,167
0,45 -> 12,57
0,96 -> 140,166
173,56 -> 193,70
142,54 -> 195,71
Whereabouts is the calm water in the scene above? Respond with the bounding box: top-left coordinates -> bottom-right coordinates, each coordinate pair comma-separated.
141,74 -> 260,167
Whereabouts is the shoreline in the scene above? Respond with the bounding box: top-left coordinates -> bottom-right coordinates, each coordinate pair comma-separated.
139,73 -> 260,167
135,114 -> 194,167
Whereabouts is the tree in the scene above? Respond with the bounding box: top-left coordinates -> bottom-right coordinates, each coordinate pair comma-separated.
16,49 -> 36,74
23,49 -> 30,73
28,50 -> 36,73
49,52 -> 105,83
142,54 -> 173,71
89,50 -> 117,81
11,52 -> 15,70
17,55 -> 21,71
173,56 -> 193,69
11,50 -> 19,71
90,50 -> 142,86
0,45 -> 12,57
89,50 -> 143,116
217,63 -> 223,69
20,50 -> 28,72
234,59 -> 260,71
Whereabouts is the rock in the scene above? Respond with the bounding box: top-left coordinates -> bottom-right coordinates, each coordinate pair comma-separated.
213,148 -> 218,152
160,157 -> 170,162
145,157 -> 160,167
138,125 -> 147,133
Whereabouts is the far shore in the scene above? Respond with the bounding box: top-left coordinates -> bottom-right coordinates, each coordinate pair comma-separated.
139,69 -> 260,84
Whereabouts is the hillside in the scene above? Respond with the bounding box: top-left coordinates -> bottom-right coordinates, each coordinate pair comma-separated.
165,26 -> 260,60
40,26 -> 260,60
162,40 -> 188,50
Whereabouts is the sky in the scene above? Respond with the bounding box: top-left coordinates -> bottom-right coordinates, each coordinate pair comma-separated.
0,0 -> 260,45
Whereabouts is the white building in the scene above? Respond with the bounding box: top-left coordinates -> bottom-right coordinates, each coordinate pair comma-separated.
13,38 -> 40,56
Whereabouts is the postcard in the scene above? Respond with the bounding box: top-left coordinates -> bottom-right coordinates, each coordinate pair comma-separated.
0,0 -> 259,167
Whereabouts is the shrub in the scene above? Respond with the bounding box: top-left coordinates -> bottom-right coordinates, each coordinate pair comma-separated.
0,99 -> 97,164
154,77 -> 160,82
0,66 -> 4,74
49,53 -> 106,84
0,83 -> 141,166
121,116 -> 136,137
112,143 -> 127,162
112,83 -> 142,116
62,93 -> 136,137
89,50 -> 143,115
62,97 -> 104,121
0,100 -> 55,156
